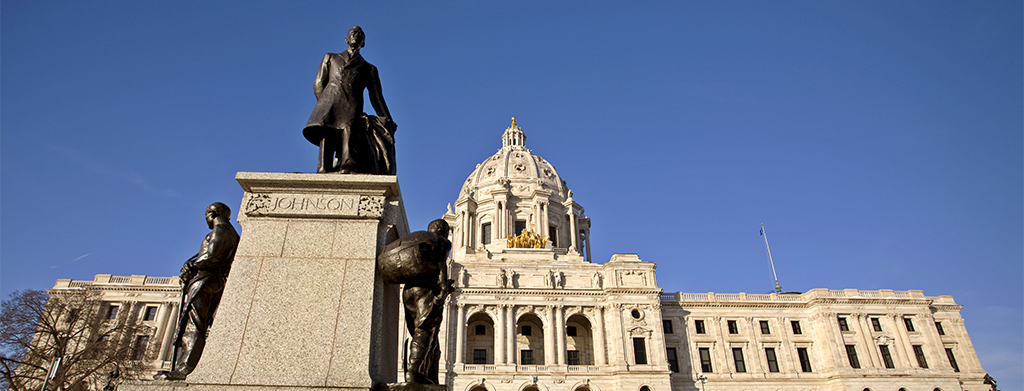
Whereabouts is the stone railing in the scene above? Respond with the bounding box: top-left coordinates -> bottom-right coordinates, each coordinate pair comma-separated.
662,289 -> 946,304
460,365 -> 497,372
52,274 -> 179,289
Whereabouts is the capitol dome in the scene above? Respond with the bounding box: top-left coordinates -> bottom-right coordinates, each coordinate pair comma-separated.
458,118 -> 568,204
444,118 -> 592,263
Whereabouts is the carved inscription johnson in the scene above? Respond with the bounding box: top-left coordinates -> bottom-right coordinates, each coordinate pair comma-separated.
243,193 -> 384,218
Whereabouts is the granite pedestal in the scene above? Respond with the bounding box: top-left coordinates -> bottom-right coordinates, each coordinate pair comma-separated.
129,173 -> 408,391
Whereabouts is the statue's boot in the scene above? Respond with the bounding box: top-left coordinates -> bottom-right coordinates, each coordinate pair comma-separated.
406,332 -> 434,385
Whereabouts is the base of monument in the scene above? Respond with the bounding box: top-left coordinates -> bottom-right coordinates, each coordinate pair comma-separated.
387,382 -> 447,391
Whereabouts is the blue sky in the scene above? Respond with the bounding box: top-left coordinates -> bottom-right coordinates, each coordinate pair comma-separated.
2,1 -> 1021,387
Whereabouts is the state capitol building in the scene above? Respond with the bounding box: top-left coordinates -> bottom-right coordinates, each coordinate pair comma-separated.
50,120 -> 991,391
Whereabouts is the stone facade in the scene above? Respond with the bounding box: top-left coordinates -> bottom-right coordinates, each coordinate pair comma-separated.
434,120 -> 991,391
48,274 -> 182,378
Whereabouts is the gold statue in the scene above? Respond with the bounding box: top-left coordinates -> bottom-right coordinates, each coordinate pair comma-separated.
507,225 -> 548,249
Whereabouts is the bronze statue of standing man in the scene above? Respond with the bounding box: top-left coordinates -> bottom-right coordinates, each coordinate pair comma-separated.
303,26 -> 397,175
156,202 -> 239,380
377,220 -> 453,388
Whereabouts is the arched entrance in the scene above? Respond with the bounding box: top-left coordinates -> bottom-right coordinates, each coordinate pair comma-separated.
516,313 -> 545,365
565,314 -> 594,365
466,312 -> 495,364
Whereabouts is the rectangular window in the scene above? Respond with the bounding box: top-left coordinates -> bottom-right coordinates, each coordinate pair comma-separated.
903,317 -> 916,332
935,322 -> 945,335
481,223 -> 492,245
698,347 -> 713,372
473,349 -> 487,364
514,220 -> 527,236
143,306 -> 158,321
663,320 -> 673,334
520,350 -> 534,365
732,348 -> 746,373
879,345 -> 895,368
727,320 -> 738,334
106,304 -> 119,320
871,317 -> 882,332
845,345 -> 861,368
759,320 -> 771,334
945,348 -> 959,372
791,320 -> 802,334
837,317 -> 849,331
132,335 -> 149,360
521,325 -> 531,336
797,347 -> 812,372
913,345 -> 928,368
633,338 -> 648,364
666,348 -> 679,372
567,350 -> 579,365
549,225 -> 558,247
475,325 -> 486,335
566,326 -> 576,336
694,320 -> 706,334
764,348 -> 779,372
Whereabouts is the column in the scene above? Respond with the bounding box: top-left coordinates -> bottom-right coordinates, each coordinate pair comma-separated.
158,302 -> 179,362
455,304 -> 466,365
461,212 -> 468,248
593,306 -> 606,365
495,203 -> 503,238
494,306 -> 506,364
544,306 -> 555,365
818,312 -> 844,373
555,306 -> 565,365
539,203 -> 548,238
507,305 -> 516,364
856,314 -> 880,368
507,206 -> 513,236
890,314 -> 913,367
568,211 -> 577,250
583,230 -> 592,262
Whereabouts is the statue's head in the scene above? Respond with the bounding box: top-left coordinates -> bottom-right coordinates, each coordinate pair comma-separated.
427,219 -> 450,238
346,26 -> 365,50
206,202 -> 231,228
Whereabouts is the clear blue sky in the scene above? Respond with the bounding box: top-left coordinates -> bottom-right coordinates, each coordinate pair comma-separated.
3,1 -> 1021,387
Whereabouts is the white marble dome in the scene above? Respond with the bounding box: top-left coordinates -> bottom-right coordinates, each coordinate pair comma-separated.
445,118 -> 591,263
457,118 -> 568,203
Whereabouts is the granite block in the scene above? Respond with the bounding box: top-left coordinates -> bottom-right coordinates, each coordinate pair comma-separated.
281,220 -> 336,259
327,257 -> 378,387
189,255 -> 263,384
332,220 -> 379,259
234,219 -> 287,257
229,256 -> 350,386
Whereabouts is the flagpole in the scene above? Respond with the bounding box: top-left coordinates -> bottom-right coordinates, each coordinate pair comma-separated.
761,223 -> 782,294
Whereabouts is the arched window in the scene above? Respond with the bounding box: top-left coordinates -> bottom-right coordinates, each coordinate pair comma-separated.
470,387 -> 487,391
516,314 -> 545,365
466,313 -> 495,364
639,386 -> 651,391
565,314 -> 594,365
